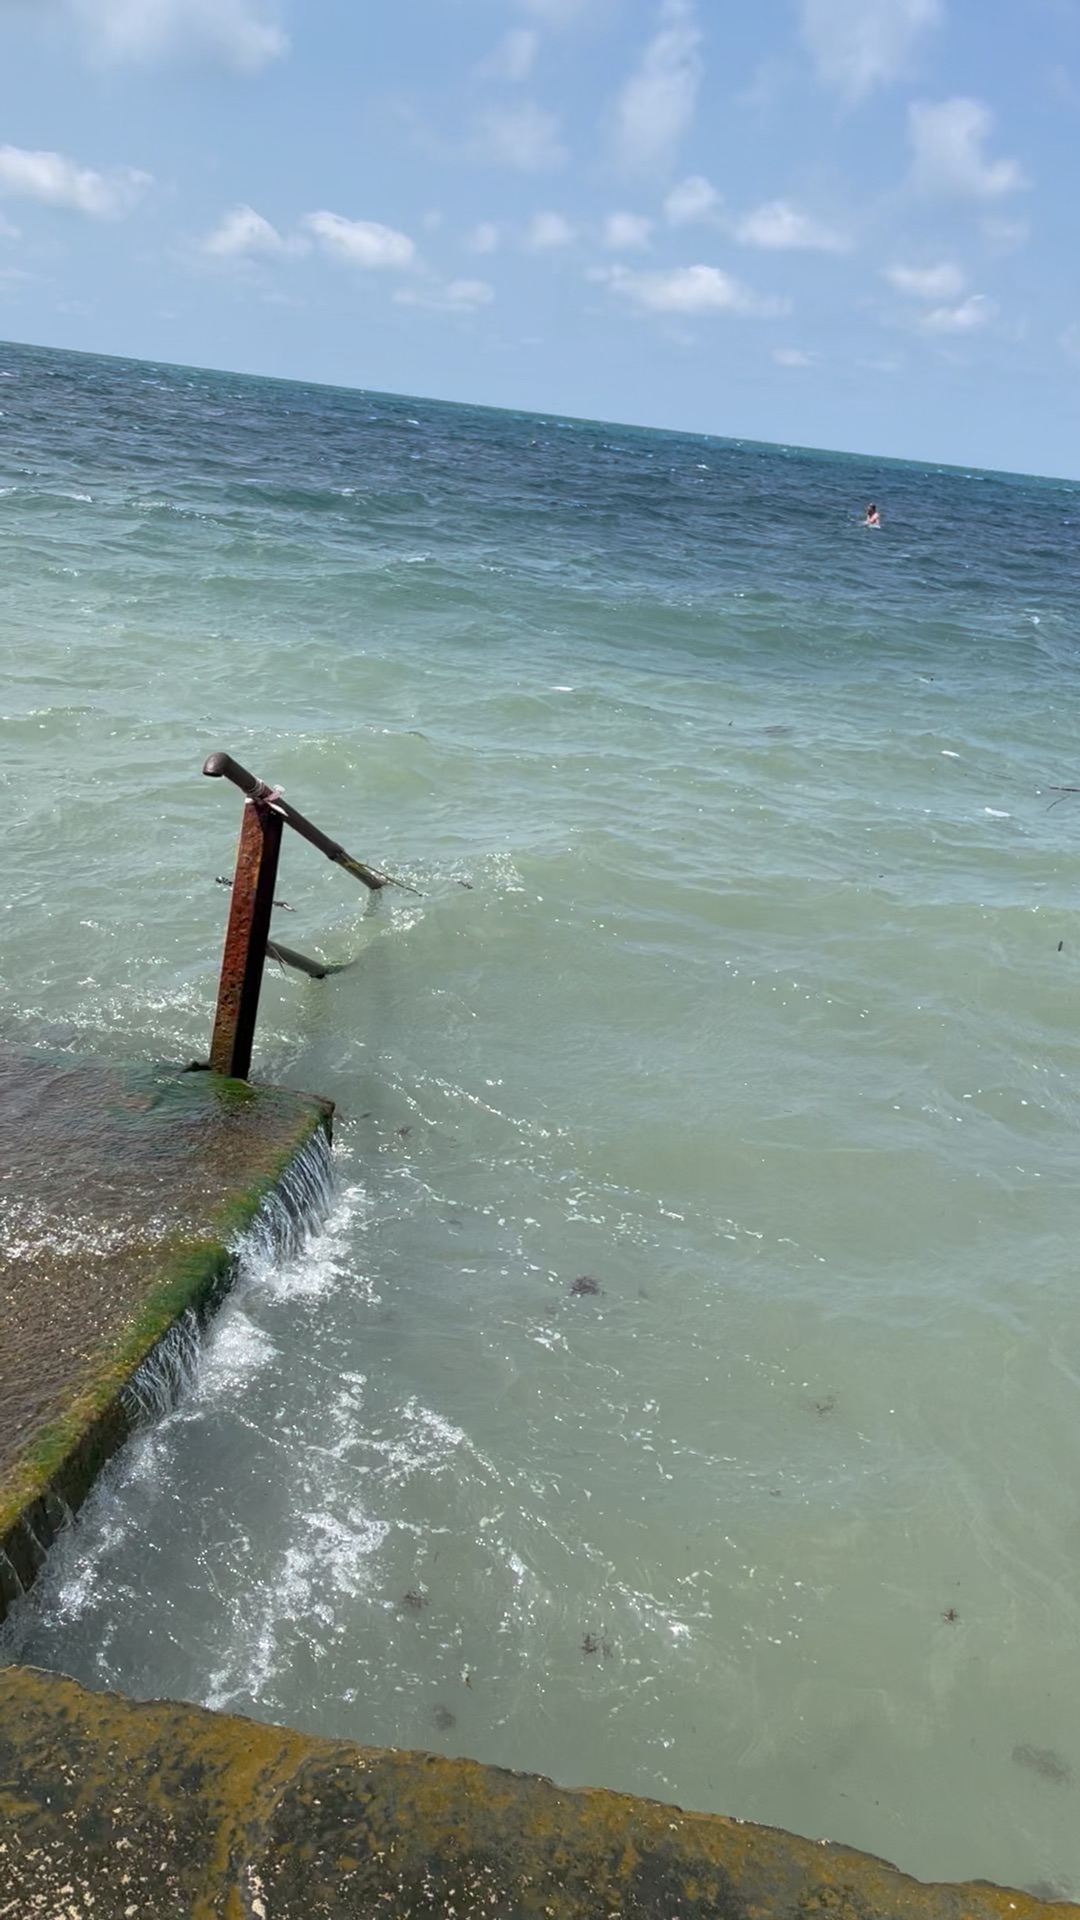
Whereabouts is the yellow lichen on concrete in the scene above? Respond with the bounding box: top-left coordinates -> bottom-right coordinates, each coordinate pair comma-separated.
0,1667 -> 1074,1920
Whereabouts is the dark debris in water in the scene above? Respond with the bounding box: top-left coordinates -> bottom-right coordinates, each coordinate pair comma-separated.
432,1704 -> 456,1730
570,1275 -> 602,1297
1012,1744 -> 1073,1785
399,1589 -> 428,1613
581,1634 -> 614,1658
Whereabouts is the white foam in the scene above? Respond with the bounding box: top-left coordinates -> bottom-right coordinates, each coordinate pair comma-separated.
203,1504 -> 389,1711
238,1178 -> 369,1304
199,1311 -> 278,1391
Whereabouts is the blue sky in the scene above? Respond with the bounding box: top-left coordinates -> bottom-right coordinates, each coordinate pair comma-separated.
0,0 -> 1078,476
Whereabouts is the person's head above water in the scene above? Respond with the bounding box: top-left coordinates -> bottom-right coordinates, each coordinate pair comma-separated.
864,502 -> 880,525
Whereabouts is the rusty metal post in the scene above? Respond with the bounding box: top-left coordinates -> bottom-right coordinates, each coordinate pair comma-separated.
209,796 -> 283,1080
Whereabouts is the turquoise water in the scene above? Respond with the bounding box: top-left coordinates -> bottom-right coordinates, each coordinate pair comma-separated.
3,339 -> 1080,1897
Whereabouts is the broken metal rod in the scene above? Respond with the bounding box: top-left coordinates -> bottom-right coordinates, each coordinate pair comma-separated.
266,939 -> 351,981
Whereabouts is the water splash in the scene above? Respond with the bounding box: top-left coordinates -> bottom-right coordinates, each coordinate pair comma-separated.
241,1126 -> 337,1268
119,1127 -> 336,1426
0,1548 -> 25,1612
122,1309 -> 203,1426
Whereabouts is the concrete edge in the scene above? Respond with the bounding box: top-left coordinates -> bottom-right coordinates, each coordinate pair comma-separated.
0,1080 -> 332,1617
0,1665 -> 1071,1920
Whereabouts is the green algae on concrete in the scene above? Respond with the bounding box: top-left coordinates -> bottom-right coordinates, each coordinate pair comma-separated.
0,1047 -> 332,1617
0,1666 -> 1073,1920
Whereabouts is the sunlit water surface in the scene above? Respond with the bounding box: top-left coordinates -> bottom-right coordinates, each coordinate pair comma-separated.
3,340 -> 1080,1898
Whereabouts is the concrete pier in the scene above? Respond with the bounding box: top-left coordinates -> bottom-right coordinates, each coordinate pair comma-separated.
0,1046 -> 331,1618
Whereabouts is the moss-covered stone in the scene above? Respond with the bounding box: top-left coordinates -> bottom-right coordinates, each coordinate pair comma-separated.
0,1666 -> 1072,1920
0,1047 -> 331,1617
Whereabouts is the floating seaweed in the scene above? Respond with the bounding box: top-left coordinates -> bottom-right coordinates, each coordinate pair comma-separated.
1012,1744 -> 1073,1785
581,1633 -> 614,1658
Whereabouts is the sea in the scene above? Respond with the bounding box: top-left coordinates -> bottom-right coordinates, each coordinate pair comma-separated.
2,336 -> 1080,1900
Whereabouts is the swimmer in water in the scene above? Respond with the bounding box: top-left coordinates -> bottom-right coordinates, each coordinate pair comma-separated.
863,502 -> 881,528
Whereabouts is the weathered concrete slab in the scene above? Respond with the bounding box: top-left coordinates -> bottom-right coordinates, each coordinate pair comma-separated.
0,1047 -> 331,1616
0,1665 -> 1071,1920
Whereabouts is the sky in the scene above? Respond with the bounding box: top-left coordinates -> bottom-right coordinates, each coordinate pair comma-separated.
1,0 -> 1079,476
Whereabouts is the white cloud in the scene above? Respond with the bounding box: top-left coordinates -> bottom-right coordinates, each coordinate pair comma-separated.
595,261 -> 786,318
909,98 -> 1027,199
773,347 -> 815,366
611,0 -> 702,177
202,204 -> 300,258
396,277 -> 495,312
445,277 -> 495,308
470,101 -> 567,171
480,27 -> 538,81
464,221 -> 500,255
525,209 -> 575,249
0,144 -> 150,216
884,260 -> 964,300
883,258 -> 995,336
800,0 -> 941,102
664,174 -> 722,226
981,214 -> 1029,254
919,292 -> 995,333
25,0 -> 288,71
734,199 -> 851,253
304,211 -> 416,270
602,210 -> 653,250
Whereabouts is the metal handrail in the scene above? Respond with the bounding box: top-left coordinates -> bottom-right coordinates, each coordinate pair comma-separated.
204,752 -> 390,891
203,751 -> 399,1079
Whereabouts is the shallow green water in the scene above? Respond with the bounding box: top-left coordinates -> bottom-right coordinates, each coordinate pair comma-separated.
3,340 -> 1080,1896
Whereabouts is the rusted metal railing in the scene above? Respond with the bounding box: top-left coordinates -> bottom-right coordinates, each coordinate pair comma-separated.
203,751 -> 392,1080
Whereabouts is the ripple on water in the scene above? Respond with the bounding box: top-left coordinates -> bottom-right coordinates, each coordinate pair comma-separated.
4,342 -> 1080,1893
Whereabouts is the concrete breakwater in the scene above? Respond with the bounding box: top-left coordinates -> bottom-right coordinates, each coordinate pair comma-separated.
2,1662 -> 1073,1920
0,1046 -> 332,1619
